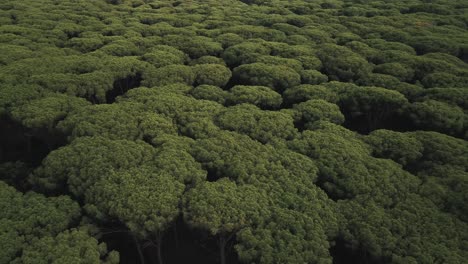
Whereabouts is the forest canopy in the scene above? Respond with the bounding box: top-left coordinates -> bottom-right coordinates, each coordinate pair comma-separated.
0,0 -> 467,264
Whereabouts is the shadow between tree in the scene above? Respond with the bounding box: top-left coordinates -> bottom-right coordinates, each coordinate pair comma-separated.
102,216 -> 239,264
106,73 -> 142,103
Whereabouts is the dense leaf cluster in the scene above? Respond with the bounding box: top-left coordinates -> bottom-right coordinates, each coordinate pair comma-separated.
0,0 -> 467,263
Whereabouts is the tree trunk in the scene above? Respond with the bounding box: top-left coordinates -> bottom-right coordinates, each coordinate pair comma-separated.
119,81 -> 124,94
156,233 -> 164,264
26,134 -> 32,157
173,224 -> 179,249
219,235 -> 227,264
132,234 -> 145,264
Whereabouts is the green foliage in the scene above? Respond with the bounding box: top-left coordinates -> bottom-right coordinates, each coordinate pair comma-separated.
418,165 -> 468,222
141,50 -> 185,68
292,99 -> 345,128
215,33 -> 244,48
31,136 -> 157,194
267,43 -> 315,59
239,0 -> 271,5
118,87 -> 223,127
271,23 -> 301,35
162,35 -> 223,58
236,207 -> 333,264
413,55 -> 464,82
345,41 -> 379,61
254,55 -> 303,72
317,44 -> 372,81
337,86 -> 408,131
405,100 -> 465,136
190,130 -> 317,188
0,181 -> 82,263
57,103 -> 177,141
1,0 -> 468,262
0,161 -> 32,187
233,63 -> 301,92
300,69 -> 329,85
86,167 -> 184,237
408,3 -> 453,15
373,62 -> 414,82
409,131 -> 468,170
364,130 -> 423,166
0,44 -> 33,65
338,195 -> 468,263
390,82 -> 424,101
67,37 -> 104,53
227,85 -> 282,109
421,72 -> 466,88
193,64 -> 232,87
222,42 -> 271,67
224,25 -> 286,42
410,36 -> 460,56
297,55 -> 322,70
215,104 -> 298,144
183,179 -> 269,236
365,39 -> 416,55
356,73 -> 402,89
0,84 -> 42,115
301,27 -> 334,44
0,55 -> 150,103
420,88 -> 468,109
142,64 -> 195,87
283,84 -> 339,106
18,228 -> 119,264
10,93 -> 90,130
190,85 -> 228,104
0,181 -> 81,237
189,56 -> 226,66
147,45 -> 186,60
98,39 -> 140,56
289,128 -> 419,205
